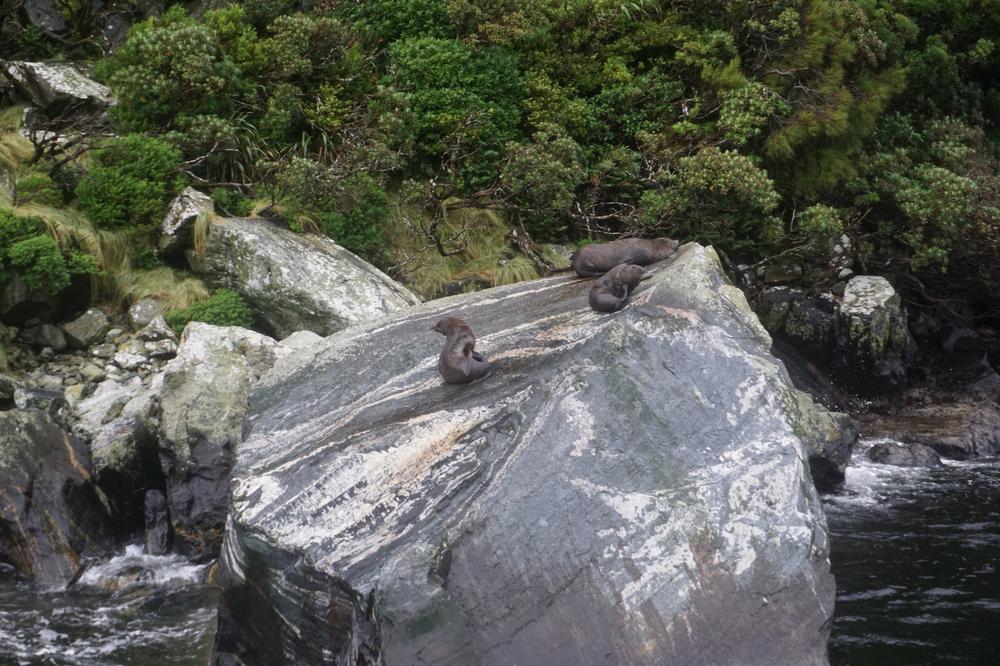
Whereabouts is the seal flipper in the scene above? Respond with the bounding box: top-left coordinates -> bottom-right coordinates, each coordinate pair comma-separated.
461,352 -> 473,376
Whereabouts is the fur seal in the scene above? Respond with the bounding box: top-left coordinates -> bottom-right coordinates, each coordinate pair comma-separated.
572,237 -> 679,277
588,263 -> 653,312
432,317 -> 491,384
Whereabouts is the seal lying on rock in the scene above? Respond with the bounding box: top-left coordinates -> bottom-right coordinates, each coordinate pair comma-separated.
589,264 -> 653,312
572,237 -> 679,277
432,317 -> 491,384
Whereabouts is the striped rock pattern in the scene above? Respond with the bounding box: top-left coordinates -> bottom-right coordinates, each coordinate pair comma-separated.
214,244 -> 837,665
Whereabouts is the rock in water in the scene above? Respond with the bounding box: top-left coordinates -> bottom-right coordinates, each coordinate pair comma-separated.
214,244 -> 837,665
0,409 -> 114,586
188,217 -> 421,339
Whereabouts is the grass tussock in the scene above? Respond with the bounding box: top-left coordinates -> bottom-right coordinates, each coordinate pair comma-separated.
1,115 -> 209,312
385,200 -> 544,298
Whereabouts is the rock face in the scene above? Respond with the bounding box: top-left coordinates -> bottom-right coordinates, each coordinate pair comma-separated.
794,391 -> 858,492
188,217 -> 420,338
831,276 -> 913,396
864,400 -> 1000,459
0,409 -> 113,586
158,323 -> 283,556
215,244 -> 837,665
0,61 -> 114,113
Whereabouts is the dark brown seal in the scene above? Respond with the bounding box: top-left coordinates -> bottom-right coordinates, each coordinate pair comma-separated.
432,317 -> 491,384
572,238 -> 679,277
588,264 -> 653,312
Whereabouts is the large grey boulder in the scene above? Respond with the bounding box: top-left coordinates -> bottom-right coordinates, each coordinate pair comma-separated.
0,61 -> 114,113
0,409 -> 114,586
214,244 -> 837,665
159,187 -> 214,258
832,276 -> 914,396
188,217 -> 421,339
158,323 -> 283,556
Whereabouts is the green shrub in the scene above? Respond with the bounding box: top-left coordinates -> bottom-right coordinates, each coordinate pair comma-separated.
13,172 -> 63,206
211,188 -> 254,217
164,289 -> 253,334
0,210 -> 99,292
639,147 -> 782,255
100,5 -> 243,130
75,135 -> 184,230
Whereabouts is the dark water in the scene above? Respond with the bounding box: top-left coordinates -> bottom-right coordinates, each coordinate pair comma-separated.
824,439 -> 1000,665
0,546 -> 218,665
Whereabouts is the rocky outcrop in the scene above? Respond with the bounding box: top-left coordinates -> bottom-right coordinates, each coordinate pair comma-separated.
215,244 -> 837,665
831,276 -> 914,397
188,217 -> 421,338
0,409 -> 114,586
794,391 -> 858,492
0,61 -> 114,113
159,187 -> 214,259
863,400 -> 1000,459
866,441 -> 943,467
158,323 -> 283,557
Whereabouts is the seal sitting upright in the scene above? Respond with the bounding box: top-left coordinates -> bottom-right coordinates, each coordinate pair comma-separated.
589,264 -> 653,312
432,317 -> 491,384
572,237 -> 679,277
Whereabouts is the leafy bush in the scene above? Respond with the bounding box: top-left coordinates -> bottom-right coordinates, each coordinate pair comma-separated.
0,210 -> 98,292
385,37 -> 524,188
13,172 -> 63,206
211,188 -> 254,217
276,158 -> 389,257
500,124 -> 585,240
639,147 -> 782,254
100,6 -> 243,130
164,289 -> 252,334
75,135 -> 184,230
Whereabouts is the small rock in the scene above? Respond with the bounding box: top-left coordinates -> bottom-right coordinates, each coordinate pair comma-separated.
105,327 -> 124,341
92,343 -> 116,359
144,339 -> 177,359
113,341 -> 148,371
127,299 -> 166,330
837,268 -> 854,280
14,387 -> 66,416
35,374 -> 62,391
0,373 -> 19,405
80,363 -> 106,383
19,324 -> 66,352
61,308 -> 111,349
39,346 -> 55,361
138,316 -> 177,343
64,383 -> 85,408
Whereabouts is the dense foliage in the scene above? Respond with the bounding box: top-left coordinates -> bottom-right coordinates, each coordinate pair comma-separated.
4,0 -> 998,306
0,210 -> 99,293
